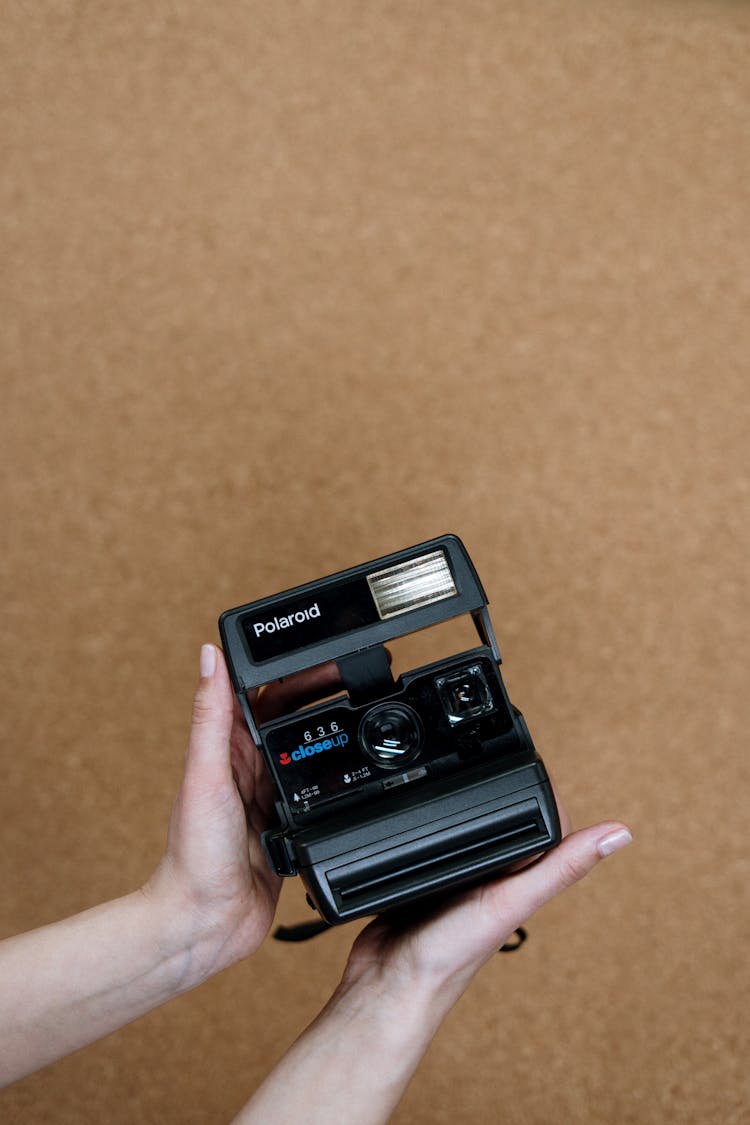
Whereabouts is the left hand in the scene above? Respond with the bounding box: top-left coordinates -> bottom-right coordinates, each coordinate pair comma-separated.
0,643 -> 343,1088
143,644 -> 341,977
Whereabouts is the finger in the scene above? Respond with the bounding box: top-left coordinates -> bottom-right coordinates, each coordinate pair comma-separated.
480,820 -> 633,935
255,661 -> 343,723
184,644 -> 236,788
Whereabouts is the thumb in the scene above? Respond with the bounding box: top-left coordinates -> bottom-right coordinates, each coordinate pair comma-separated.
483,821 -> 633,935
184,644 -> 236,785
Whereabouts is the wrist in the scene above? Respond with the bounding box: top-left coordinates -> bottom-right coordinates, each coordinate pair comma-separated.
236,955 -> 451,1125
337,937 -> 479,1031
328,957 -> 460,1050
138,864 -> 241,994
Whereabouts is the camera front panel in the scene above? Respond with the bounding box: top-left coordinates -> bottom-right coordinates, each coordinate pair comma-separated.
260,648 -> 518,825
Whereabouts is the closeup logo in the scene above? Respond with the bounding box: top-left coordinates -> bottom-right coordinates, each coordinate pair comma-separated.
278,733 -> 349,766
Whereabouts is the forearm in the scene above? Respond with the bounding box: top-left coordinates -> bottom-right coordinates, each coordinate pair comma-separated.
233,968 -> 461,1125
0,888 -> 218,1086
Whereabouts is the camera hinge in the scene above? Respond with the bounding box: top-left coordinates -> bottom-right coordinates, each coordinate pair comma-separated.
336,645 -> 395,707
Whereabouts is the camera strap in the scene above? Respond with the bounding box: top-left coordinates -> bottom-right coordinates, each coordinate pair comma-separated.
272,920 -> 334,942
272,921 -> 528,952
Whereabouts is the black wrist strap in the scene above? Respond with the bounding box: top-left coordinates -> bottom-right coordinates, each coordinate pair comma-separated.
273,920 -> 334,942
273,921 -> 528,952
498,926 -> 527,952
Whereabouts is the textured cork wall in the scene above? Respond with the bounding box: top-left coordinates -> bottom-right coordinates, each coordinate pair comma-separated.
1,2 -> 748,1122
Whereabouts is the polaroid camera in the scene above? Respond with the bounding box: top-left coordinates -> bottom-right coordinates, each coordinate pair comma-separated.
219,535 -> 561,926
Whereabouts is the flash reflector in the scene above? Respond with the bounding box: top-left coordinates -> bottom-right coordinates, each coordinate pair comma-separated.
367,550 -> 457,620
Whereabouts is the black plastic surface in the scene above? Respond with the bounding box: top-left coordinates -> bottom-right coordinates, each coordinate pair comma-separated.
219,534 -> 487,693
286,758 -> 560,923
219,533 -> 562,927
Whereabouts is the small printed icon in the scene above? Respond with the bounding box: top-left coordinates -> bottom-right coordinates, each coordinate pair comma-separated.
279,752 -> 292,766
293,792 -> 300,802
343,773 -> 351,784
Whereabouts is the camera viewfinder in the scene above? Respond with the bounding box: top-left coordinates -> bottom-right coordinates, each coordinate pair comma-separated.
436,664 -> 495,726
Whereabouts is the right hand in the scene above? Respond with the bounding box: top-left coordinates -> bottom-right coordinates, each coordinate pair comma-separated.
340,810 -> 632,1007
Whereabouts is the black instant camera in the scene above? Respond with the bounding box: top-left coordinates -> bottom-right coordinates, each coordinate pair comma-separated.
219,535 -> 561,925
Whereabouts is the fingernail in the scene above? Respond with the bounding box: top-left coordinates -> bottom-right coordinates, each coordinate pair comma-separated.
597,828 -> 633,857
200,644 -> 217,679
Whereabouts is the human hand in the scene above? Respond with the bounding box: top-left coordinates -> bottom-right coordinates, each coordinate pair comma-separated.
143,644 -> 341,982
235,789 -> 631,1125
341,802 -> 632,1010
0,644 -> 348,1088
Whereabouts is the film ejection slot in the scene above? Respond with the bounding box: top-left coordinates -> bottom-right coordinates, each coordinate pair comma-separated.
219,534 -> 562,925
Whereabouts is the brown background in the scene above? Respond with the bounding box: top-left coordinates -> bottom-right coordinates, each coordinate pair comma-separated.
1,2 -> 748,1122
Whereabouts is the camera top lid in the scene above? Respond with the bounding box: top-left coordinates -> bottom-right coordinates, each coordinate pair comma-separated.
219,534 -> 489,693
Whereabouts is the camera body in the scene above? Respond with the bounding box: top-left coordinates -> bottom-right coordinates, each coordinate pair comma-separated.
219,535 -> 561,925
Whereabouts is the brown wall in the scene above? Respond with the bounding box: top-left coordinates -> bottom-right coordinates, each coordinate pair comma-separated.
1,2 -> 747,1122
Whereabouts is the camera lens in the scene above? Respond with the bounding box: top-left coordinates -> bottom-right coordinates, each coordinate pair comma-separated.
358,703 -> 423,769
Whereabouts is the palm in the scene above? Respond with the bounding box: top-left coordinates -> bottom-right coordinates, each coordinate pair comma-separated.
159,657 -> 347,967
344,882 -> 504,989
226,695 -> 282,927
346,785 -> 571,987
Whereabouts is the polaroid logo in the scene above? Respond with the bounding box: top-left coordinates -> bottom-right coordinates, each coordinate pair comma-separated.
253,602 -> 321,637
278,733 -> 349,766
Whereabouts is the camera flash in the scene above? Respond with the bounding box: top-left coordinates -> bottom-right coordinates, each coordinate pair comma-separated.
367,550 -> 457,619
